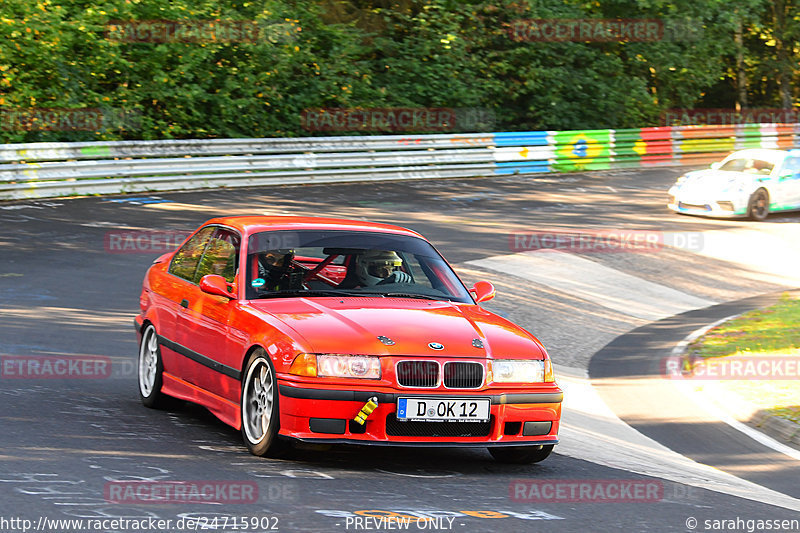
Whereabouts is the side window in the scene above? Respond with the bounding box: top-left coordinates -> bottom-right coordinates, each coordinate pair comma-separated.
194,228 -> 241,284
720,158 -> 747,172
169,226 -> 215,282
749,159 -> 774,175
783,157 -> 800,174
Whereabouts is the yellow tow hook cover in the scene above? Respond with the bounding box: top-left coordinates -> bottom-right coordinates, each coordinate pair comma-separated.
354,396 -> 379,425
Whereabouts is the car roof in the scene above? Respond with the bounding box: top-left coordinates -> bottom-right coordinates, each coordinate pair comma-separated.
723,148 -> 788,164
201,215 -> 426,239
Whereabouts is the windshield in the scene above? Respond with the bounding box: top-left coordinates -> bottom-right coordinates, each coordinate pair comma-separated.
782,156 -> 800,174
719,157 -> 774,175
244,230 -> 472,303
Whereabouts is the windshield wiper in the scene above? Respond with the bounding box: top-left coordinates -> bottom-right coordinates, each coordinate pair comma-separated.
256,289 -> 362,299
256,289 -> 448,301
360,292 -> 445,301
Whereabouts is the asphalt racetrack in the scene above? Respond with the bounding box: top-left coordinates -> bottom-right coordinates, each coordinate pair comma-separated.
1,167 -> 800,532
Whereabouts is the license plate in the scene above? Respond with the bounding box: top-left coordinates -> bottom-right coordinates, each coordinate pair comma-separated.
396,398 -> 491,422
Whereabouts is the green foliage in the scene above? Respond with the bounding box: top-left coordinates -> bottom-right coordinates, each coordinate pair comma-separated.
689,293 -> 800,359
0,0 -> 797,141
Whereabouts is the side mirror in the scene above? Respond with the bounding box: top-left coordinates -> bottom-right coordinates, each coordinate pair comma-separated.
710,162 -> 722,170
199,274 -> 236,299
470,281 -> 496,303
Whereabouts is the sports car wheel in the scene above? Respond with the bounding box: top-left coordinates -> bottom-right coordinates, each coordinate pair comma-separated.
747,188 -> 770,221
241,350 -> 286,456
488,444 -> 554,464
138,324 -> 166,408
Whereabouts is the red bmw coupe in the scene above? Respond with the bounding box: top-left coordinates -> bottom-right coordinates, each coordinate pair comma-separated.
134,216 -> 562,463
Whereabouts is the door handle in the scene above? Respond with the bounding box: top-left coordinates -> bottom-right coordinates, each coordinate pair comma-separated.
180,299 -> 189,309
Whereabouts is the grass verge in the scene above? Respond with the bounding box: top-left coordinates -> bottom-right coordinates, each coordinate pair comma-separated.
687,293 -> 800,427
689,293 -> 800,359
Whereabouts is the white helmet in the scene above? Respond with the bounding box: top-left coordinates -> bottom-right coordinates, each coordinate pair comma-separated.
356,250 -> 403,286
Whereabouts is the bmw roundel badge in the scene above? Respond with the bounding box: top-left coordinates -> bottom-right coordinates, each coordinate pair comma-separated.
428,342 -> 444,350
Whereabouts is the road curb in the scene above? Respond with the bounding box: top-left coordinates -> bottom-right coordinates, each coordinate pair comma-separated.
751,410 -> 800,449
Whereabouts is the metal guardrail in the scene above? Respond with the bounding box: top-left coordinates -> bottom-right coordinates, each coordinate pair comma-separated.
1,125 -> 798,200
0,133 -> 494,199
0,134 -> 495,162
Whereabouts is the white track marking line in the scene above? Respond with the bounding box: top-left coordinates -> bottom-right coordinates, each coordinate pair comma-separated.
678,384 -> 800,462
468,251 -> 714,321
670,314 -> 740,357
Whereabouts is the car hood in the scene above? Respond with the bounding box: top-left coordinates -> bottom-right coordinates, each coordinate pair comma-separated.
247,297 -> 545,359
677,169 -> 753,192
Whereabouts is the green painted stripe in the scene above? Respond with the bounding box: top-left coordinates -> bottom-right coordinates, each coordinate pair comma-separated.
768,203 -> 800,212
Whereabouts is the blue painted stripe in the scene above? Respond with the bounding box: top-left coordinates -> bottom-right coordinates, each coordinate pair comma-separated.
493,131 -> 550,147
494,162 -> 551,174
103,196 -> 171,204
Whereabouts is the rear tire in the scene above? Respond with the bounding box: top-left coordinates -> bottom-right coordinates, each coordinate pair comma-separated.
240,349 -> 288,457
138,324 -> 166,408
747,188 -> 770,221
488,444 -> 554,464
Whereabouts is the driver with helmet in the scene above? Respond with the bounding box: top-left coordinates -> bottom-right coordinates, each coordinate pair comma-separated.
353,250 -> 412,286
256,248 -> 299,290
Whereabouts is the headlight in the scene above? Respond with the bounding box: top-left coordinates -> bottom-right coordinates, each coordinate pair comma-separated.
319,355 -> 381,379
491,359 -> 553,383
290,354 -> 381,379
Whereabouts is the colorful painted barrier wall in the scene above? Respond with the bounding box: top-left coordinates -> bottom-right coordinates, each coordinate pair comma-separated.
1,123 -> 798,200
491,123 -> 800,175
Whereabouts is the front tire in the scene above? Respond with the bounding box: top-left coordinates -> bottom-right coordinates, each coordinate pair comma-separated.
240,349 -> 286,457
747,188 -> 770,221
138,324 -> 166,408
489,444 -> 554,464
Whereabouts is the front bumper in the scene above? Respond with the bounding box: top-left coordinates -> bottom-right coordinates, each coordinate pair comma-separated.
667,201 -> 745,218
276,382 -> 562,447
667,187 -> 748,218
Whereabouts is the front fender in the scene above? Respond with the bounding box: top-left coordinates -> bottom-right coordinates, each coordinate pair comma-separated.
238,310 -> 313,376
